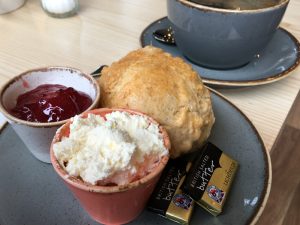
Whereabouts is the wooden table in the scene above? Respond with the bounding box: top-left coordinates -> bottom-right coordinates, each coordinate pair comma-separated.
256,90 -> 300,225
0,0 -> 299,223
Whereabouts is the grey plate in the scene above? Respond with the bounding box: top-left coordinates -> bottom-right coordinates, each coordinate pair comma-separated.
140,17 -> 300,87
0,90 -> 271,225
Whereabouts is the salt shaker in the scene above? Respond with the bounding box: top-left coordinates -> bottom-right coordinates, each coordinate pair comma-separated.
41,0 -> 79,18
0,0 -> 26,14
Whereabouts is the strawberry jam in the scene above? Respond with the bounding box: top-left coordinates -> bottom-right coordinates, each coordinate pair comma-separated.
10,84 -> 92,122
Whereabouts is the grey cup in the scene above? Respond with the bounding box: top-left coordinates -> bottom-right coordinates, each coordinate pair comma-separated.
167,0 -> 289,69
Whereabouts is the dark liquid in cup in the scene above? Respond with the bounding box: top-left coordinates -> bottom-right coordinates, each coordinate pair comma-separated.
10,84 -> 92,122
188,0 -> 282,10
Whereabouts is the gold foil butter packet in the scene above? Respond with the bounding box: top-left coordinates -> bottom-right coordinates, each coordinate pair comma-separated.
181,143 -> 238,216
147,158 -> 194,225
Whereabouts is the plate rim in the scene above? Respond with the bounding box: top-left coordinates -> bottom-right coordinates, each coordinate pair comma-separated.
140,16 -> 300,87
208,88 -> 272,225
0,89 -> 272,225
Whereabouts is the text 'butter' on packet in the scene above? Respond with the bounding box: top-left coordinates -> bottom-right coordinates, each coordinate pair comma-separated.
181,142 -> 238,216
147,158 -> 194,225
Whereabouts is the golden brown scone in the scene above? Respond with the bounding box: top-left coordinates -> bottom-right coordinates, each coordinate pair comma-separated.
98,46 -> 215,158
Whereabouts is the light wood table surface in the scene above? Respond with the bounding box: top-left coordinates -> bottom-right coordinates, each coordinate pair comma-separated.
0,0 -> 299,152
257,90 -> 300,225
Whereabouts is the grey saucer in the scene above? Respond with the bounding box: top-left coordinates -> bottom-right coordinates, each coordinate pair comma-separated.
0,90 -> 270,225
141,17 -> 300,87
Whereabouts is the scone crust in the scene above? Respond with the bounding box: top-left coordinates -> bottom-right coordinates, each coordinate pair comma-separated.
99,46 -> 215,158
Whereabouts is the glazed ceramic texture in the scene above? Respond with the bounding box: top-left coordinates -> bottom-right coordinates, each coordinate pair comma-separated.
0,67 -> 100,163
140,17 -> 300,87
0,91 -> 270,225
50,108 -> 170,225
167,0 -> 289,69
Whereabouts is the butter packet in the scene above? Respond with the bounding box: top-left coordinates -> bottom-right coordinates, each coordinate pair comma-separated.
181,143 -> 238,216
147,158 -> 194,225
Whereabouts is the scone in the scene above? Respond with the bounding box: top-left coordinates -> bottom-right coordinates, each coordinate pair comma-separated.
98,46 -> 215,158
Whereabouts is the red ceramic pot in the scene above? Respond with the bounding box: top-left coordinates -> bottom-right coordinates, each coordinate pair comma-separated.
50,108 -> 170,225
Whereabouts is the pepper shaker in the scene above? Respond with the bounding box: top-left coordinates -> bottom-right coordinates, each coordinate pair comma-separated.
41,0 -> 79,18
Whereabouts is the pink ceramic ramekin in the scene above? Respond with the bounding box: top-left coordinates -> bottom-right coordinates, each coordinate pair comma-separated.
50,108 -> 170,225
